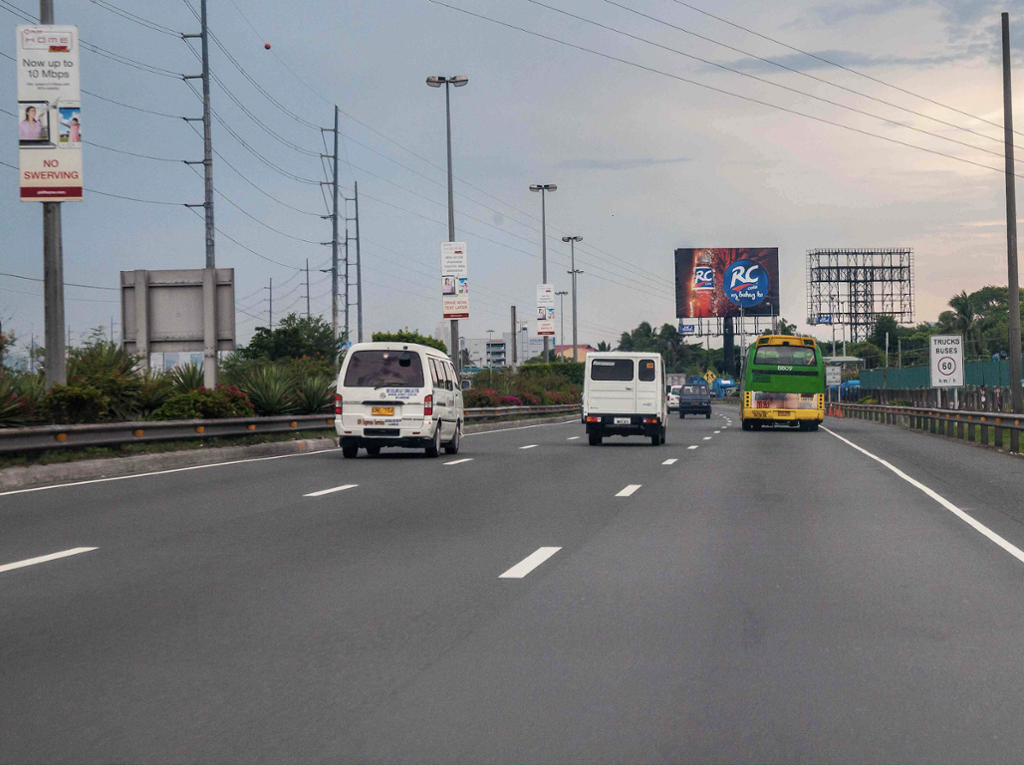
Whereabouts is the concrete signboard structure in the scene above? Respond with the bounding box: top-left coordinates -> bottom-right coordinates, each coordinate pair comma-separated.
441,241 -> 469,321
17,25 -> 83,201
930,335 -> 964,388
121,269 -> 235,388
536,283 -> 555,337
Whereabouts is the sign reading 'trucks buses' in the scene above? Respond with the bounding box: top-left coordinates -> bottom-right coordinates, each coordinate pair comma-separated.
17,25 -> 83,201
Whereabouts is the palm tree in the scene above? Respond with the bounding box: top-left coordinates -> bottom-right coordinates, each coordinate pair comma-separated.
947,290 -> 984,359
596,341 -> 612,352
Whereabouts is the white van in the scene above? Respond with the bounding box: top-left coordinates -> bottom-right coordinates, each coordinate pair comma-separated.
582,352 -> 667,446
334,342 -> 464,458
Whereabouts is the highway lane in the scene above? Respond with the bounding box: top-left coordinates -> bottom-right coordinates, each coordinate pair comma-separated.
5,407 -> 1024,762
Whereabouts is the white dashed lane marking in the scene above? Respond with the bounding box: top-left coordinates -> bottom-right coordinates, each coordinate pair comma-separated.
304,484 -> 358,497
444,458 -> 473,466
662,458 -> 678,465
519,444 -> 539,450
499,547 -> 561,579
616,484 -> 642,497
703,437 -> 712,441
688,445 -> 699,450
567,436 -> 580,441
0,547 -> 98,574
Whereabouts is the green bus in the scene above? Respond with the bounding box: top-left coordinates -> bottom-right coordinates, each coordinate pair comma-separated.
740,334 -> 825,432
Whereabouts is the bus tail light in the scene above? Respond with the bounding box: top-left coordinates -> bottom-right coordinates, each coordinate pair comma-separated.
334,394 -> 343,415
424,395 -> 433,416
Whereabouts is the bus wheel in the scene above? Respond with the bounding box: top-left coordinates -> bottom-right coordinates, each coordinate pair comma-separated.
752,422 -> 763,431
742,420 -> 752,431
809,421 -> 820,432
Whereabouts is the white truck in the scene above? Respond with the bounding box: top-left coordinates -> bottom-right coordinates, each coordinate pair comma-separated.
582,352 -> 667,446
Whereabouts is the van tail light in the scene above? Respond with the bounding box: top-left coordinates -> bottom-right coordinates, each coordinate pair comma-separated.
424,395 -> 433,416
334,393 -> 343,415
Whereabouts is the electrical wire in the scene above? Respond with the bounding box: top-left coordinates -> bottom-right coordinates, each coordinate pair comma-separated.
525,0 -> 1018,165
429,1 -> 1020,179
86,0 -> 181,37
0,271 -> 119,291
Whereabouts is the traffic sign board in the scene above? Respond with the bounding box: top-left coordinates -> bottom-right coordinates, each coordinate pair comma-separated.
826,365 -> 841,386
930,335 -> 963,388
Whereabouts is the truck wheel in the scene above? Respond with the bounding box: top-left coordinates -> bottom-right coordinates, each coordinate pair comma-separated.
650,432 -> 660,446
588,432 -> 603,446
365,446 -> 381,456
660,427 -> 667,444
342,446 -> 358,458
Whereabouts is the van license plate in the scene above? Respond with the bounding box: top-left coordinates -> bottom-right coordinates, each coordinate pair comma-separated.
614,417 -> 631,425
372,406 -> 395,416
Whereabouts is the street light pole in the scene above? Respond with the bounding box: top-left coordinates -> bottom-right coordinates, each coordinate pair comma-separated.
562,236 -> 583,362
428,74 -> 468,373
530,183 -> 557,361
1002,13 -> 1023,452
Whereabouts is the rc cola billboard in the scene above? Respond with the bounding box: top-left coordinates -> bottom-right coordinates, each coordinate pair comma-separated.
674,248 -> 780,319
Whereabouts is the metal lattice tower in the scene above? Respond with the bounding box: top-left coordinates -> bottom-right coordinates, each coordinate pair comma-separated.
806,249 -> 914,342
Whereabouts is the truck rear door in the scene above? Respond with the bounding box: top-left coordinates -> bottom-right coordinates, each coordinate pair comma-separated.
635,358 -> 660,415
588,358 -> 636,414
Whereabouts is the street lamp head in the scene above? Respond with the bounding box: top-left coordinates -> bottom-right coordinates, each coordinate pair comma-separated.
561,235 -> 582,243
530,184 -> 557,192
451,75 -> 469,87
426,76 -> 444,87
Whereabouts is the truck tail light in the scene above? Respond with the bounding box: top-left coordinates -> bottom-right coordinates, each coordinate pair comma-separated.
586,415 -> 600,423
334,394 -> 342,415
424,395 -> 433,416
644,417 -> 659,424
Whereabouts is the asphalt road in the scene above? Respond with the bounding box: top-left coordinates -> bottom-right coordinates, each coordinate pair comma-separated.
4,408 -> 1024,764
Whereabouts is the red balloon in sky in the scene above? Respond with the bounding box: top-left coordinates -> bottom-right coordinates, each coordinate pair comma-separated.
264,42 -> 271,50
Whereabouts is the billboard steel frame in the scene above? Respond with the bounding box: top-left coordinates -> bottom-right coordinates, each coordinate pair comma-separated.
806,248 -> 914,342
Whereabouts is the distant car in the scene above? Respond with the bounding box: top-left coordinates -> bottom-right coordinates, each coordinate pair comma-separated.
678,384 -> 711,419
667,385 -> 681,411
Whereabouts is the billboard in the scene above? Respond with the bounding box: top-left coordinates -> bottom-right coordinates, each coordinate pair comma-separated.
536,283 -> 554,337
17,26 -> 83,201
675,248 -> 779,319
441,242 -> 469,320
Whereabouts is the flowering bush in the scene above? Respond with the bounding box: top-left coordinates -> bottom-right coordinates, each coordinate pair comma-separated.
463,388 -> 501,408
498,395 -> 523,407
150,385 -> 255,420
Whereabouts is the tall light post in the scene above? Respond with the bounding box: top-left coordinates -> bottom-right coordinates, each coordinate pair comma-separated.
562,236 -> 583,362
427,74 -> 468,372
530,183 -> 557,361
555,290 -> 568,360
487,328 -> 494,386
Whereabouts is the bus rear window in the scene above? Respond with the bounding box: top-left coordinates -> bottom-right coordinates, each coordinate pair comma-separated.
343,351 -> 424,387
590,359 -> 634,381
754,346 -> 817,366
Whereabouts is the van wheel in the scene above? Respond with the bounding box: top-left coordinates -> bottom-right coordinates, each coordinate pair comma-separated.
342,446 -> 358,459
679,412 -> 685,419
705,411 -> 711,419
425,427 -> 441,458
588,432 -> 603,446
365,446 -> 381,456
444,423 -> 461,454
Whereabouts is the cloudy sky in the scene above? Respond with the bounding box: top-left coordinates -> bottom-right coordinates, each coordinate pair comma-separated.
3,0 -> 1024,358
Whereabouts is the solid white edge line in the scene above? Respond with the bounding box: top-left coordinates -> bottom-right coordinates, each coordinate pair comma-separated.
0,547 -> 98,574
567,436 -> 580,440
499,546 -> 562,579
662,458 -> 678,465
688,445 -> 699,450
444,458 -> 474,466
616,484 -> 642,497
519,444 -> 539,450
822,426 -> 1024,566
0,449 -> 330,498
304,484 -> 358,497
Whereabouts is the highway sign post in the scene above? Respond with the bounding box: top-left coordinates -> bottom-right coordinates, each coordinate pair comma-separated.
930,335 -> 964,389
826,365 -> 842,386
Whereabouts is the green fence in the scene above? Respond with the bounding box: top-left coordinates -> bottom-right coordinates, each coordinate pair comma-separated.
860,359 -> 1023,389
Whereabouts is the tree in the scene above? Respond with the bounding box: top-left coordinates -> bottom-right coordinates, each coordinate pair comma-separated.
596,340 -> 612,352
242,313 -> 336,361
371,328 -> 447,354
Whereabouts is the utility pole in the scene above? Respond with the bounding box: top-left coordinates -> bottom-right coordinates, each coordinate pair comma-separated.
898,337 -> 902,369
1002,12 -> 1023,452
531,184 -> 557,361
345,199 -> 354,346
305,258 -> 311,318
556,290 -> 568,359
885,332 -> 890,367
30,333 -> 35,374
40,0 -> 66,389
330,107 -> 340,356
562,235 -> 582,362
267,278 -> 273,329
354,181 -> 363,343
510,306 -> 517,371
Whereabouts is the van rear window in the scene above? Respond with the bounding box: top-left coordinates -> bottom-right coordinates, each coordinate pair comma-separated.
343,351 -> 424,388
590,359 -> 634,381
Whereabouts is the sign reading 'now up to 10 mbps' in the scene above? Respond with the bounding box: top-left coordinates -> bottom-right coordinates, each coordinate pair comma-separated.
17,25 -> 83,201
930,334 -> 964,388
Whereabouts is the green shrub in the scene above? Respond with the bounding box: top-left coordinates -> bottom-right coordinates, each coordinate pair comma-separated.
464,388 -> 501,407
0,376 -> 29,427
41,383 -> 111,424
238,365 -> 298,415
10,372 -> 46,422
295,373 -> 334,414
150,386 -> 254,420
138,370 -> 174,417
65,340 -> 144,420
170,363 -> 205,393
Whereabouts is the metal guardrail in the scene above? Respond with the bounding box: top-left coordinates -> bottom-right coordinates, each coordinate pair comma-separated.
828,401 -> 1024,453
0,405 -> 582,454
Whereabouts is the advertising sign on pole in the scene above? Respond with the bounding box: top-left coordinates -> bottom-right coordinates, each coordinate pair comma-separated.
930,335 -> 964,387
440,242 -> 469,320
536,283 -> 555,337
826,365 -> 842,386
16,25 -> 83,201
674,248 -> 780,319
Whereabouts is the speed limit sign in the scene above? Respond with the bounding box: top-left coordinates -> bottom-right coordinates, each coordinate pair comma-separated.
930,335 -> 963,387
